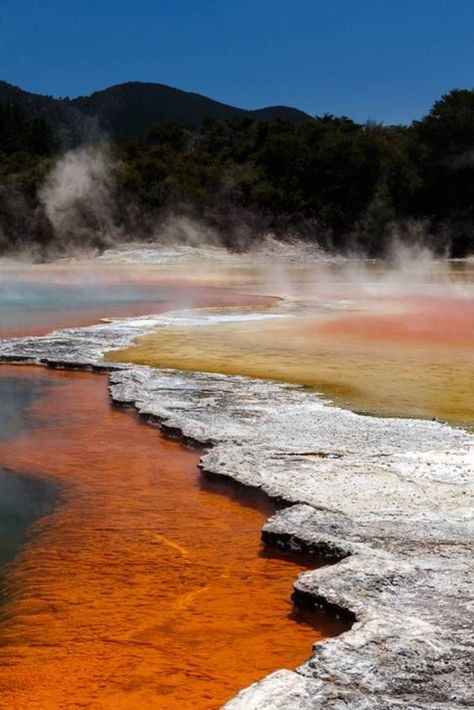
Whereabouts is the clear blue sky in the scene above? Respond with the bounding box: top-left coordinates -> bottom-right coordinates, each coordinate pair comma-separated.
1,0 -> 473,124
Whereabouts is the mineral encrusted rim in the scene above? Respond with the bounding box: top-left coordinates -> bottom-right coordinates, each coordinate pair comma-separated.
0,311 -> 472,709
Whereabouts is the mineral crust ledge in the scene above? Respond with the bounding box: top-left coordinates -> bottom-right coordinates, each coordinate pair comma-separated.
0,312 -> 473,710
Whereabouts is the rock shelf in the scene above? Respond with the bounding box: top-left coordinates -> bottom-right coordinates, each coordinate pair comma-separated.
0,312 -> 473,709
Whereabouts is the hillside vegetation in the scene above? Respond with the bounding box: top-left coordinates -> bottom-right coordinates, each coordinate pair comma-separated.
0,80 -> 310,139
0,81 -> 474,257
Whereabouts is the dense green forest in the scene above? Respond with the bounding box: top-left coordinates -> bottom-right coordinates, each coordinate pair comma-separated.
1,86 -> 474,257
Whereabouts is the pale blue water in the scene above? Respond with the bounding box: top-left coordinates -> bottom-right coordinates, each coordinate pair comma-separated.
0,278 -> 172,572
0,280 -> 169,334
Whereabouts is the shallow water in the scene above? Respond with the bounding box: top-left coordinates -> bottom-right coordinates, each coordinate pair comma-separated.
0,263 -> 275,336
0,271 -> 339,709
0,376 -> 60,571
107,260 -> 474,428
1,254 -> 472,707
0,469 -> 59,573
0,367 -> 343,709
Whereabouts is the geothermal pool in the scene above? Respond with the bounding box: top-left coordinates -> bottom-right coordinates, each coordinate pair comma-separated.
0,254 -> 472,708
107,259 -> 474,428
0,271 -> 343,709
0,263 -> 275,337
0,366 -> 344,709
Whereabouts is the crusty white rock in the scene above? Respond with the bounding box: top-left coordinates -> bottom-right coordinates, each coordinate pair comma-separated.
0,310 -> 472,709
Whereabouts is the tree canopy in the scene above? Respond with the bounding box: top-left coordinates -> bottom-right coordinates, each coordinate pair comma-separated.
1,89 -> 474,257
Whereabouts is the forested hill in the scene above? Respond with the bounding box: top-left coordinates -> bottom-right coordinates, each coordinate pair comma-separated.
0,81 -> 77,143
71,82 -> 311,136
0,80 -> 311,140
1,83 -> 474,258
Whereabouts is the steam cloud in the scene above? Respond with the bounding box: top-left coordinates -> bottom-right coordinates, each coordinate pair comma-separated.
1,136 -> 469,261
38,145 -> 121,252
35,145 -> 223,256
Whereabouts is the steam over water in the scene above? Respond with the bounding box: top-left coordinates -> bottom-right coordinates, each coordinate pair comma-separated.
0,266 -> 336,708
0,260 -> 276,336
104,257 -> 474,429
0,249 -> 472,707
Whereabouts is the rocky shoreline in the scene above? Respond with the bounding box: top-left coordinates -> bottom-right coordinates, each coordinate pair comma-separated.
0,311 -> 473,709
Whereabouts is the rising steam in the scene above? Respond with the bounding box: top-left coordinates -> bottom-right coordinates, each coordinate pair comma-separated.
38,145 -> 121,252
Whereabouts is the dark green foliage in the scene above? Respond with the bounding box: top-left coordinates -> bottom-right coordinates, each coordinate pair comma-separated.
71,82 -> 311,138
414,90 -> 474,216
0,103 -> 56,156
111,115 -> 415,253
0,80 -> 311,144
1,82 -> 474,257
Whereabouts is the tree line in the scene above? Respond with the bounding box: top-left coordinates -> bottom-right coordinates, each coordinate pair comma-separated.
1,89 -> 474,256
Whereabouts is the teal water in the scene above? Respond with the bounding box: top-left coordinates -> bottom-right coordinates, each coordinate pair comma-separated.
0,277 -> 171,573
0,374 -> 60,572
0,280 -> 169,334
0,467 -> 59,569
0,375 -> 58,441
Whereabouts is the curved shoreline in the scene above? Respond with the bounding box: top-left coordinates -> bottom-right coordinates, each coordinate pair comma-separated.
0,312 -> 473,708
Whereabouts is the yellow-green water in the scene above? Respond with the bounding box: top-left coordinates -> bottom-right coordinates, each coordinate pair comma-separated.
105,261 -> 474,429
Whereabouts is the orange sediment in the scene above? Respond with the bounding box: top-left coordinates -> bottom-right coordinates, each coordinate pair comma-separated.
0,366 -> 342,710
314,296 -> 474,346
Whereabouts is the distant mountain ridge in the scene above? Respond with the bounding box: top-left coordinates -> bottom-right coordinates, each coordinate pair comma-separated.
0,80 -> 312,142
